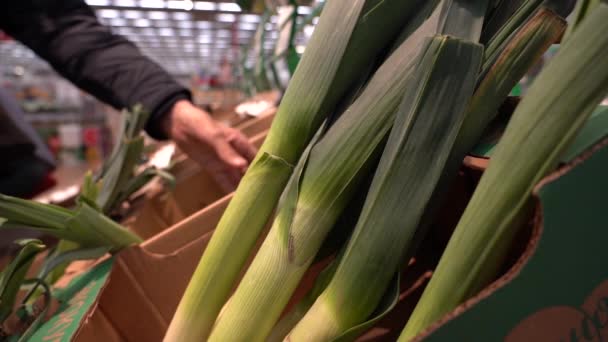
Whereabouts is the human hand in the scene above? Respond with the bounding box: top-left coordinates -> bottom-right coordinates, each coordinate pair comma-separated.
162,100 -> 257,192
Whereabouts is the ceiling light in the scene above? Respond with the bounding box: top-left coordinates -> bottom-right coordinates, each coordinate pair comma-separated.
304,25 -> 315,37
110,18 -> 127,26
238,22 -> 256,31
237,30 -> 252,38
196,21 -> 212,29
198,36 -> 212,44
167,0 -> 186,9
139,0 -> 164,8
217,2 -> 241,12
217,14 -> 236,22
148,11 -> 168,20
123,10 -> 142,19
183,0 -> 194,11
86,0 -> 111,5
141,27 -> 156,35
217,29 -> 231,38
117,27 -> 133,35
173,12 -> 191,20
158,28 -> 174,36
154,20 -> 171,27
134,18 -> 151,27
178,21 -> 194,28
194,1 -> 215,10
240,14 -> 260,23
297,6 -> 312,15
113,0 -> 136,7
180,29 -> 194,37
98,9 -> 119,18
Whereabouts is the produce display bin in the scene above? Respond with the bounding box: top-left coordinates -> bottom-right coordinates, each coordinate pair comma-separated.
23,135 -> 608,341
124,126 -> 270,240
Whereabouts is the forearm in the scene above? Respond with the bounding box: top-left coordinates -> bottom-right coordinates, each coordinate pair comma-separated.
0,0 -> 190,139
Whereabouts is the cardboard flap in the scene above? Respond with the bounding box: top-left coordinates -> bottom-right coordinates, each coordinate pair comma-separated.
237,110 -> 276,138
143,194 -> 231,255
126,130 -> 268,240
96,235 -> 214,342
417,138 -> 608,341
25,259 -> 114,342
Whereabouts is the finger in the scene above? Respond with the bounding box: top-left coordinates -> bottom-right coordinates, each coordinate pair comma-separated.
214,139 -> 249,171
226,128 -> 257,162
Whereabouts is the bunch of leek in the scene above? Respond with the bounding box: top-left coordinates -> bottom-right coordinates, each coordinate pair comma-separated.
166,1 -> 433,340
287,34 -> 483,342
277,3 -> 568,341
401,2 -> 608,340
206,2 -> 452,340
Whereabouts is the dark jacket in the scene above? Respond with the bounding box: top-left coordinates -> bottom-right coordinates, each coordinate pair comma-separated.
0,0 -> 191,140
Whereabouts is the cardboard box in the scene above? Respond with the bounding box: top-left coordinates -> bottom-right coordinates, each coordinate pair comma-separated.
24,136 -> 608,341
236,109 -> 276,138
124,111 -> 275,239
125,129 -> 269,240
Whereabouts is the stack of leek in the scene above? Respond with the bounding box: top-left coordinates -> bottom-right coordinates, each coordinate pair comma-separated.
401,2 -> 608,340
166,0 -> 432,340
286,34 -> 483,342
165,0 -> 604,341
202,2 -> 465,339
278,4 -> 568,341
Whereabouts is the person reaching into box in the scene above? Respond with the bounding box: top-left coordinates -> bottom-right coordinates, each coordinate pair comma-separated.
0,0 -> 257,192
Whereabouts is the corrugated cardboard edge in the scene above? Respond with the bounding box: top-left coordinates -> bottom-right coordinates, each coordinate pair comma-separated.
126,129 -> 268,239
412,137 -> 608,342
74,196 -> 227,341
236,109 -> 276,138
69,273 -> 116,342
67,140 -> 464,342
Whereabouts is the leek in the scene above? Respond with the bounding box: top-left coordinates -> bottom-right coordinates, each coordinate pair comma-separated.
563,0 -> 600,40
93,105 -> 150,214
271,9 -> 567,340
0,239 -> 45,325
0,194 -> 141,250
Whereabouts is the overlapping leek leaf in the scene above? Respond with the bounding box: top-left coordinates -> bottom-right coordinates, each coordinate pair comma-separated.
0,194 -> 141,250
166,1 -> 434,340
269,9 -> 567,340
401,3 -> 608,340
287,35 -> 483,342
563,0 -> 600,40
95,105 -> 149,214
0,240 -> 45,324
482,0 -> 544,70
206,9 -> 443,341
448,6 -> 566,197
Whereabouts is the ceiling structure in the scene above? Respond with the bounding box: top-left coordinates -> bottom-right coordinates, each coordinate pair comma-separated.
0,0 -> 320,77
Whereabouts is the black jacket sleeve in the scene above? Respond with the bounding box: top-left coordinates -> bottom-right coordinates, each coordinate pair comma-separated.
0,0 -> 191,139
